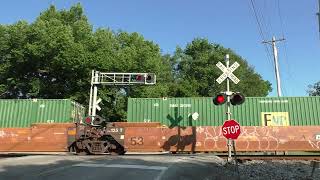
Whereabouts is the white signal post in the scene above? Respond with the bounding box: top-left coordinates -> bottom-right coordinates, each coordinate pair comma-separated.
216,54 -> 240,165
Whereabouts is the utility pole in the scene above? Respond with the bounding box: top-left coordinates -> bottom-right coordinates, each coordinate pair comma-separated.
262,36 -> 285,97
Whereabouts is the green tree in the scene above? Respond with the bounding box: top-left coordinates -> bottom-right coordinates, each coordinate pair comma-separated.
171,38 -> 272,97
0,4 -> 92,100
307,81 -> 320,96
0,5 -> 271,122
0,4 -> 174,121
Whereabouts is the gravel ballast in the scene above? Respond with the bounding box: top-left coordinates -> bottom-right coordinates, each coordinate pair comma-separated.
214,160 -> 320,180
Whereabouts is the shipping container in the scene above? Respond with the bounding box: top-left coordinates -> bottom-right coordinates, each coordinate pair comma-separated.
127,96 -> 320,126
0,99 -> 85,128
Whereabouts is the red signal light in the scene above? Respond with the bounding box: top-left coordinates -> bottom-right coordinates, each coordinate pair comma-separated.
136,75 -> 143,81
216,95 -> 225,103
85,117 -> 92,124
131,75 -> 144,82
213,93 -> 227,105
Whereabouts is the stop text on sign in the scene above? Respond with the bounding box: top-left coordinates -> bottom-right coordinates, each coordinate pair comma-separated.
222,125 -> 240,135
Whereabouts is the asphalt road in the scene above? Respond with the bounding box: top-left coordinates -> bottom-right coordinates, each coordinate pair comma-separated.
0,153 -> 238,180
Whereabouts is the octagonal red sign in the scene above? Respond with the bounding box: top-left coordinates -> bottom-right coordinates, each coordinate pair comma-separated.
222,120 -> 241,139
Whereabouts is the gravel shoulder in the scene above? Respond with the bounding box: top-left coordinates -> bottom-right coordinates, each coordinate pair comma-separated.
204,159 -> 320,180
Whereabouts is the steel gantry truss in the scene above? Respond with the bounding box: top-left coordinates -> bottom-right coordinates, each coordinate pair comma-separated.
91,71 -> 156,85
88,70 -> 156,118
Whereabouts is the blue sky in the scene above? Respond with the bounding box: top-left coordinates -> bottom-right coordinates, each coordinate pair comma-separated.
0,0 -> 319,97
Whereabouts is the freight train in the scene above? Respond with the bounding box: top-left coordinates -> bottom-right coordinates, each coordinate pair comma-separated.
70,96 -> 320,155
1,98 -> 319,155
68,118 -> 320,155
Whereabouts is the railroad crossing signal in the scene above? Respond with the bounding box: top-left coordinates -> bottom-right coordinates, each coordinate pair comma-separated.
213,92 -> 245,106
92,71 -> 156,85
222,119 -> 241,140
216,54 -> 242,164
216,61 -> 240,84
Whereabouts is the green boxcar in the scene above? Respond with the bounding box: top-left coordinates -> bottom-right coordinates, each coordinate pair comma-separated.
0,99 -> 85,128
127,96 -> 320,126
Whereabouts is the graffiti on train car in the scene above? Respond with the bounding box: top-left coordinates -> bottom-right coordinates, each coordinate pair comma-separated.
0,130 -> 18,138
195,126 -> 281,151
125,126 -> 320,152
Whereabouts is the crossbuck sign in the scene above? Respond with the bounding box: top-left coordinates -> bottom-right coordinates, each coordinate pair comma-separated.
216,61 -> 240,84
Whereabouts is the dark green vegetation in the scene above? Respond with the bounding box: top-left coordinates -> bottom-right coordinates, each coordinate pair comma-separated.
308,81 -> 320,96
0,4 -> 272,121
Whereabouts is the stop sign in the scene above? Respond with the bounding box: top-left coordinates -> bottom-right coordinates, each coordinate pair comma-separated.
222,120 -> 241,139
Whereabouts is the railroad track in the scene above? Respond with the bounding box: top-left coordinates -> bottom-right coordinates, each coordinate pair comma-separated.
218,155 -> 320,161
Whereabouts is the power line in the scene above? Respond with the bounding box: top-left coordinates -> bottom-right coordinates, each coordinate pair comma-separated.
249,0 -> 265,39
248,0 -> 296,96
276,0 -> 294,96
261,0 -> 273,40
248,0 -> 274,68
276,0 -> 285,36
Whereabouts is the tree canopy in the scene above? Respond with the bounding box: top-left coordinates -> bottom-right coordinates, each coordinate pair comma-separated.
0,4 -> 272,121
170,39 -> 272,97
307,81 -> 320,96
